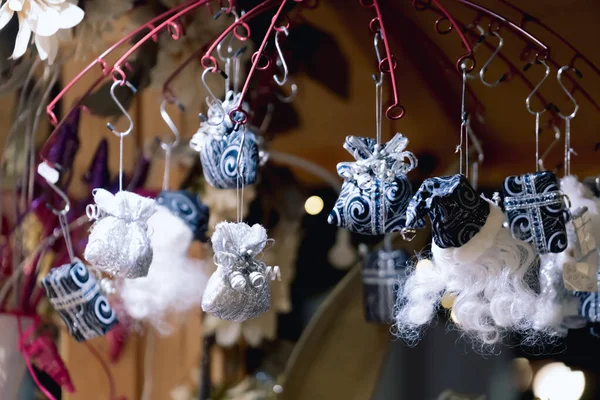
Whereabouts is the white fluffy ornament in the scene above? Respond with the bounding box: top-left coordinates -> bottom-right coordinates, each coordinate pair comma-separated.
202,222 -> 280,322
119,205 -> 210,334
395,175 -> 552,347
535,175 -> 600,333
84,189 -> 156,278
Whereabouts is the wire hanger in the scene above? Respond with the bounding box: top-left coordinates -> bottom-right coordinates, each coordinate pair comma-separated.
36,163 -> 76,263
159,100 -> 182,191
524,60 -> 551,172
465,116 -> 484,190
479,31 -> 507,87
201,68 -> 227,126
538,123 -> 561,171
556,65 -> 582,176
107,80 -> 137,192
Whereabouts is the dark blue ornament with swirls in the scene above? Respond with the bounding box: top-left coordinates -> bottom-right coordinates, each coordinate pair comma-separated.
405,174 -> 489,249
328,134 -> 418,235
503,171 -> 569,254
200,129 -> 259,189
157,190 -> 210,242
41,259 -> 117,342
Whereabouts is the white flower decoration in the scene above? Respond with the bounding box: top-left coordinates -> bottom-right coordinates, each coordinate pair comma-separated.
0,0 -> 84,64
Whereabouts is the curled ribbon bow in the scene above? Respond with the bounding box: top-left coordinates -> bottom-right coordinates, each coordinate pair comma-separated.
337,133 -> 417,190
211,222 -> 281,290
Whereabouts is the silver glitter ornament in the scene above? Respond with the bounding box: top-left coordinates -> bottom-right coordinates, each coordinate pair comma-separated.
202,222 -> 280,321
84,189 -> 156,279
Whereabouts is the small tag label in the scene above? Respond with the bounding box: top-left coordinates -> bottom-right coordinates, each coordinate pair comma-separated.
564,261 -> 599,292
37,162 -> 59,184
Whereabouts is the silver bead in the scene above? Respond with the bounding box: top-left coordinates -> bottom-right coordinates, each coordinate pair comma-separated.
230,271 -> 247,290
249,272 -> 266,288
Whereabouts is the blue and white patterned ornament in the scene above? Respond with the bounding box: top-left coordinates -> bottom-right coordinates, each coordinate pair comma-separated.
41,259 -> 117,342
328,133 -> 417,235
405,174 -> 489,248
361,246 -> 409,323
157,190 -> 210,242
189,90 -> 259,189
503,171 -> 569,254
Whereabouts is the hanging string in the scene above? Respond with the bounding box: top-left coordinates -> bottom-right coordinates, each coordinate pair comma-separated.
458,68 -> 468,177
236,128 -> 247,223
374,73 -> 383,145
564,118 -> 571,176
162,145 -> 172,191
535,112 -> 541,172
58,213 -> 75,263
119,133 -> 124,192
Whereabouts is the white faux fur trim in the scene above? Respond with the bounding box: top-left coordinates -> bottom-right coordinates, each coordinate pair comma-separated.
432,197 -> 503,264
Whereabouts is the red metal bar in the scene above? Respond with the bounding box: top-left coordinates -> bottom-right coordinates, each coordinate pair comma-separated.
226,0 -> 291,125
429,0 -> 475,70
201,0 -> 280,72
496,0 -> 600,77
453,0 -> 549,57
360,0 -> 406,119
40,0 -> 221,166
450,0 -> 600,113
45,0 -> 202,127
112,0 -> 216,81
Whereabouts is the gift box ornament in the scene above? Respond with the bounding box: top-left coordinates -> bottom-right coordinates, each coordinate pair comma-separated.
84,189 -> 156,278
579,273 -> 600,323
328,133 -> 418,235
190,90 -> 259,189
202,222 -> 280,322
199,129 -> 259,189
405,174 -> 490,248
361,246 -> 409,323
503,171 -> 569,254
157,190 -> 210,242
562,206 -> 599,292
41,258 -> 118,342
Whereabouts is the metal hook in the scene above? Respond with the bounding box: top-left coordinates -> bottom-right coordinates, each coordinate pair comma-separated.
201,68 -> 226,125
465,25 -> 486,81
538,123 -> 561,171
273,27 -> 290,86
106,80 -> 137,137
525,60 -> 551,115
217,9 -> 241,61
373,29 -> 384,81
276,79 -> 298,103
556,65 -> 581,120
159,100 -> 182,150
37,163 -> 70,216
479,31 -> 507,87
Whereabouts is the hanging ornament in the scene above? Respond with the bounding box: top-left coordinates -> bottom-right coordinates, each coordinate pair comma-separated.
42,258 -> 118,342
503,171 -> 570,254
190,90 -> 259,189
361,240 -> 409,324
558,175 -> 600,325
202,222 -> 280,322
84,189 -> 156,278
395,174 -> 550,346
120,201 -> 210,334
328,133 -> 418,235
156,190 -> 210,242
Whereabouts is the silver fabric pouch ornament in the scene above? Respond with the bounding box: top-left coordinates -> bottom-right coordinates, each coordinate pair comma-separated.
202,222 -> 280,322
84,189 -> 156,279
